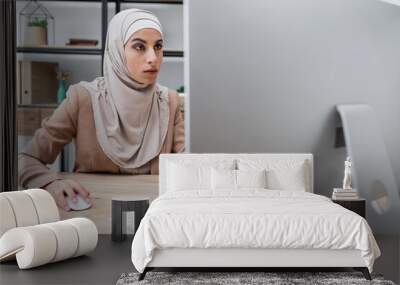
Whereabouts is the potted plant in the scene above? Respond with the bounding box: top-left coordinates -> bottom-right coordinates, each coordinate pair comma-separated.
25,17 -> 48,46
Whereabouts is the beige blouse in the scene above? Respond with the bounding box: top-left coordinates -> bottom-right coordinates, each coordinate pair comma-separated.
18,83 -> 185,189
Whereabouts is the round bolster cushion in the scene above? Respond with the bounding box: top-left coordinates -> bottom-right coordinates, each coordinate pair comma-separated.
0,218 -> 98,269
0,196 -> 17,237
23,189 -> 60,224
0,189 -> 59,237
0,191 -> 40,228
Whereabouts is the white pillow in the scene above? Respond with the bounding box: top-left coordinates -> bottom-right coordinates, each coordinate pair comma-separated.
167,162 -> 211,191
166,159 -> 236,192
267,167 -> 306,191
211,169 -> 267,190
211,168 -> 236,190
238,159 -> 308,191
237,169 -> 267,188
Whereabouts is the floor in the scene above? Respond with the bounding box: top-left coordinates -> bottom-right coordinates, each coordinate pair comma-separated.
1,235 -> 399,285
373,235 -> 400,284
0,235 -> 134,285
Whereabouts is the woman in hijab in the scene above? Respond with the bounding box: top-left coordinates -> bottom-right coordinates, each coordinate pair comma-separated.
18,9 -> 185,210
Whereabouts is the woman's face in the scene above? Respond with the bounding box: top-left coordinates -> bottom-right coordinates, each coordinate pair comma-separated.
124,28 -> 163,86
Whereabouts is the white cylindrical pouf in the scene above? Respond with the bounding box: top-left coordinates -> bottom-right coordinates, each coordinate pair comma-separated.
42,221 -> 79,262
0,192 -> 39,227
0,196 -> 17,237
23,189 -> 60,223
0,218 -> 98,269
0,189 -> 98,269
0,226 -> 57,269
18,226 -> 58,269
64,218 -> 98,257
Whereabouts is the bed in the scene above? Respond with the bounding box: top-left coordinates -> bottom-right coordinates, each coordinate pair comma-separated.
131,153 -> 380,281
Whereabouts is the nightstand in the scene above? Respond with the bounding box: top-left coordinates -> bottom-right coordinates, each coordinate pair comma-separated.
332,198 -> 366,218
111,196 -> 150,242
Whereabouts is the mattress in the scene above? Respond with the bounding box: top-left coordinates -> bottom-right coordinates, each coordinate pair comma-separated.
131,189 -> 380,273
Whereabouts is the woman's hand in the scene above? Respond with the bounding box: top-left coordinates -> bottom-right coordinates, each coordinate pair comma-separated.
44,179 -> 91,211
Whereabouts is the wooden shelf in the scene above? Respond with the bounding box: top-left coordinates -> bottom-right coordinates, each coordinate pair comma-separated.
17,46 -> 184,57
17,46 -> 102,55
18,104 -> 59,108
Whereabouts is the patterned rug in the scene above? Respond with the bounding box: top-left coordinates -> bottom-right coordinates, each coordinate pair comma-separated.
116,271 -> 396,285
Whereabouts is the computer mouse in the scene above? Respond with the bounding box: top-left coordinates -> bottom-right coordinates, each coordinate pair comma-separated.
66,194 -> 92,211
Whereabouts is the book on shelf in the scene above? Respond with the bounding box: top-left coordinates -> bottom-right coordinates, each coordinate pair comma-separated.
332,195 -> 360,200
333,192 -> 358,196
66,38 -> 98,47
333,188 -> 358,193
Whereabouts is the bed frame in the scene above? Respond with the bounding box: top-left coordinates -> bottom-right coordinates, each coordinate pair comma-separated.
139,154 -> 371,281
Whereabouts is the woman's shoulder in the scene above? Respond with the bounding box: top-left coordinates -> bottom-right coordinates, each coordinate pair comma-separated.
65,82 -> 92,106
69,82 -> 91,98
167,89 -> 184,112
167,88 -> 178,96
167,88 -> 182,107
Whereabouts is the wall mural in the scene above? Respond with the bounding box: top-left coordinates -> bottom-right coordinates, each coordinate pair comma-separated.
337,104 -> 400,234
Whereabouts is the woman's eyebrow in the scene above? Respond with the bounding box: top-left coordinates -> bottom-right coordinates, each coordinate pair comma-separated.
130,38 -> 163,44
131,38 -> 146,43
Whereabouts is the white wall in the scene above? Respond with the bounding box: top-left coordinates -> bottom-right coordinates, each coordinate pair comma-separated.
188,0 -> 400,205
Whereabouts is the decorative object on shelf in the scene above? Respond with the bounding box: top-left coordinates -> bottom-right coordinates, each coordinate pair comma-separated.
56,70 -> 69,104
176,85 -> 184,93
332,157 -> 359,200
19,0 -> 55,47
66,38 -> 99,47
27,18 -> 48,46
342,156 -> 352,190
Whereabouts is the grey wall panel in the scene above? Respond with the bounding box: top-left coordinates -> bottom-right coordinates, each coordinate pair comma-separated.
337,104 -> 400,233
188,0 -> 400,231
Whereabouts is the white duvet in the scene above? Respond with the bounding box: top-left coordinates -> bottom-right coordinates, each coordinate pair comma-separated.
131,189 -> 380,273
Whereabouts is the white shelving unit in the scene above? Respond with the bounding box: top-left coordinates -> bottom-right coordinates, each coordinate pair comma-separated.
16,0 -> 184,173
16,0 -> 183,90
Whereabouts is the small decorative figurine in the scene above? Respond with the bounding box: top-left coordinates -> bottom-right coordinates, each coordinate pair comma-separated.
342,156 -> 352,190
56,70 -> 69,104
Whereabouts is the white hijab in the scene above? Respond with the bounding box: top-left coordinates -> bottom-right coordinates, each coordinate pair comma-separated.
79,9 -> 169,169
